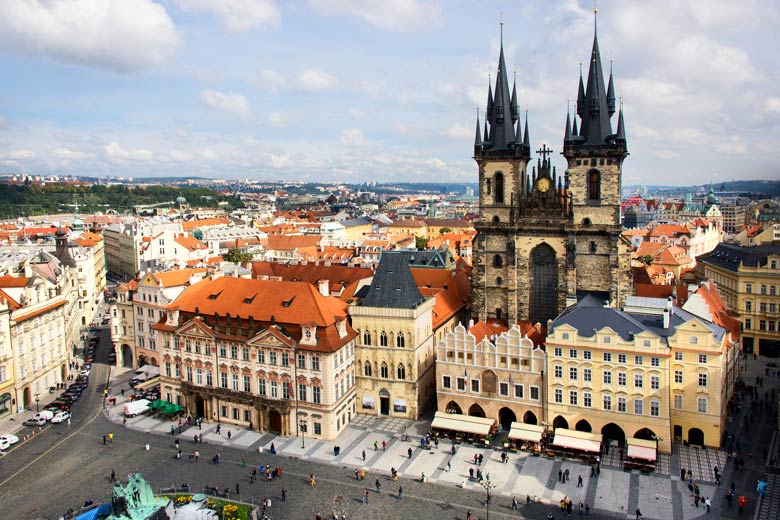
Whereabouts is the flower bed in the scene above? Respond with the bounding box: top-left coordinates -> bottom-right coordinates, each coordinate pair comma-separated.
156,494 -> 254,520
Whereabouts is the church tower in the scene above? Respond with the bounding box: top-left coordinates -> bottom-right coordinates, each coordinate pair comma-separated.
472,11 -> 632,327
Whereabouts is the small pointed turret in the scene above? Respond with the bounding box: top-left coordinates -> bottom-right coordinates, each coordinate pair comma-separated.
616,101 -> 626,143
484,120 -> 489,144
523,111 -> 530,147
572,115 -> 579,137
577,6 -> 613,145
607,60 -> 616,116
486,81 -> 494,119
511,75 -> 519,122
564,111 -> 572,141
515,119 -> 522,146
474,111 -> 482,149
576,64 -> 585,116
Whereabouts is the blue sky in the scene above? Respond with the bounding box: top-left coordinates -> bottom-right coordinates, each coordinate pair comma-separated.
0,0 -> 777,186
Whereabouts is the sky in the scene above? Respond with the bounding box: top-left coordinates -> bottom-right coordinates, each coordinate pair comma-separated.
0,0 -> 778,186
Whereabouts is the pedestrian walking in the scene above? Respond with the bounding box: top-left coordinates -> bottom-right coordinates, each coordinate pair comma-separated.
235,483 -> 240,496
362,450 -> 366,461
577,475 -> 583,487
635,508 -> 642,520
382,440 -> 387,451
375,479 -> 381,493
585,503 -> 590,518
558,469 -> 563,482
374,440 -> 378,451
110,470 -> 116,482
194,450 -> 199,461
281,488 -> 286,501
705,497 -> 711,512
363,490 -> 369,504
227,430 -> 232,440
511,496 -> 518,510
398,486 -> 403,499
103,435 -> 107,445
447,460 -> 451,472
408,447 -> 412,458
216,424 -> 221,435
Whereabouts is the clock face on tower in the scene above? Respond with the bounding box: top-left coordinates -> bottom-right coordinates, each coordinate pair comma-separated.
537,177 -> 551,192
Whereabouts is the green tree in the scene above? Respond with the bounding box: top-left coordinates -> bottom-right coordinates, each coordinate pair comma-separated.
640,254 -> 655,265
415,236 -> 429,250
223,248 -> 253,264
438,227 -> 452,235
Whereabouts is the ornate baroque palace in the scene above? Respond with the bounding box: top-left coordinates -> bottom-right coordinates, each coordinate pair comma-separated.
472,14 -> 632,326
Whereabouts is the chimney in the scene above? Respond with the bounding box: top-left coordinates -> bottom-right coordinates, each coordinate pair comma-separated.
318,279 -> 330,297
663,308 -> 670,329
468,318 -> 474,329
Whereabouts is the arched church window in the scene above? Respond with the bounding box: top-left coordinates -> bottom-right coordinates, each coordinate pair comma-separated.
363,331 -> 371,345
396,334 -> 405,348
493,254 -> 503,268
494,172 -> 505,204
590,241 -> 597,253
587,170 -> 600,200
380,331 -> 388,347
486,178 -> 492,195
397,363 -> 406,380
363,361 -> 372,377
380,362 -> 389,378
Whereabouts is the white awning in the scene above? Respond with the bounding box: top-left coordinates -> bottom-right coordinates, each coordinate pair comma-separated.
431,411 -> 494,436
508,422 -> 545,443
551,428 -> 602,453
627,438 -> 657,461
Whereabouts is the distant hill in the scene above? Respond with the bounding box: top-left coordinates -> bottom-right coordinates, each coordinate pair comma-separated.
625,180 -> 780,198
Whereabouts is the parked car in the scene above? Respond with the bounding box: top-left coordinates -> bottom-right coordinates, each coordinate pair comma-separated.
58,394 -> 77,404
0,438 -> 9,451
0,434 -> 19,445
34,410 -> 54,421
51,411 -> 71,423
47,402 -> 71,412
23,417 -> 47,427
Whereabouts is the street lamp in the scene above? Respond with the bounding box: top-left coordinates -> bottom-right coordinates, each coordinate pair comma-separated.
479,477 -> 496,520
34,393 -> 40,413
299,420 -> 307,449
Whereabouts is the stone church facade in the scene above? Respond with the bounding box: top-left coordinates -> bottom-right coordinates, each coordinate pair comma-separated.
472,20 -> 632,326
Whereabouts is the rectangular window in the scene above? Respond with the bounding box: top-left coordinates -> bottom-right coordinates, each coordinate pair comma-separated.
257,350 -> 265,364
314,422 -> 321,435
269,352 -> 277,365
554,347 -> 562,357
603,336 -> 611,344
165,362 -> 171,377
175,364 -> 180,378
186,366 -> 193,382
583,368 -> 592,382
634,356 -> 643,365
746,301 -> 752,312
698,373 -> 708,387
298,383 -> 307,402
243,375 -> 251,393
196,368 -> 202,385
232,408 -> 239,420
569,390 -> 578,406
760,320 -> 767,331
514,384 -> 524,399
603,395 -> 612,411
746,283 -> 752,293
281,352 -> 289,367
554,388 -> 563,404
618,397 -> 626,413
220,372 -> 227,388
219,344 -> 226,357
470,379 -> 480,393
650,400 -> 660,417
583,351 -> 592,360
242,347 -> 250,361
206,371 -> 212,386
231,374 -> 239,391
603,370 -> 612,384
634,399 -> 644,415
643,339 -> 652,347
674,394 -> 683,410
530,386 -> 540,400
258,379 -> 266,396
569,367 -> 578,380
282,382 -> 290,399
244,410 -> 251,423
651,375 -> 660,390
270,381 -> 278,398
690,336 -> 699,345
554,365 -> 563,378
312,386 -> 321,404
651,357 -> 660,367
745,318 -> 752,330
618,372 -> 627,386
569,349 -> 578,359
442,375 -> 451,389
603,352 -> 612,362
618,354 -> 626,364
634,374 -> 643,388
456,377 -> 466,391
675,352 -> 683,361
221,405 -> 227,418
297,353 -> 306,369
499,382 -> 509,396
583,392 -> 592,408
760,302 -> 767,313
312,355 -> 320,371
697,397 -> 708,413
698,354 -> 707,363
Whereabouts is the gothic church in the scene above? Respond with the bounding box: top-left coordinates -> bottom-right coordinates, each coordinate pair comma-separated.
472,13 -> 632,326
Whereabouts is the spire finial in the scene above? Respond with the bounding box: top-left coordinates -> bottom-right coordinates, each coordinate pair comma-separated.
499,12 -> 504,47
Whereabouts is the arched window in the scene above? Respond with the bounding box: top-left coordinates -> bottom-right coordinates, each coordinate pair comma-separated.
582,218 -> 592,226
587,170 -> 600,200
590,241 -> 597,253
496,276 -> 503,285
363,361 -> 372,377
486,178 -> 492,195
494,172 -> 505,204
380,332 -> 388,347
397,363 -> 406,380
363,331 -> 371,345
492,216 -> 500,223
761,285 -> 767,295
771,286 -> 777,296
493,254 -> 503,268
396,334 -> 405,348
380,362 -> 389,378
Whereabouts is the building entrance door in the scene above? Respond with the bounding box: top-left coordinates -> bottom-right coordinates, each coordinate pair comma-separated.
195,396 -> 205,419
380,397 -> 390,415
269,410 -> 282,433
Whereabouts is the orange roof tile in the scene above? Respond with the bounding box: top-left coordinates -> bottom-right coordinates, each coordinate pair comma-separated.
182,217 -> 231,231
0,276 -> 32,288
13,299 -> 67,322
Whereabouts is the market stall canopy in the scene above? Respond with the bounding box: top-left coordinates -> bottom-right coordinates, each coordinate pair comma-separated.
552,428 -> 603,453
136,365 -> 160,376
431,411 -> 494,436
149,398 -> 166,410
626,438 -> 657,461
508,422 -> 545,443
134,376 -> 160,391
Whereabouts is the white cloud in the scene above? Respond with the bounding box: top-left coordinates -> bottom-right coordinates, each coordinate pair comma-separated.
53,147 -> 92,160
173,0 -> 280,32
198,148 -> 219,160
426,157 -> 446,170
714,136 -> 749,155
168,149 -> 192,162
339,128 -> 367,146
297,68 -> 338,92
0,0 -> 180,72
442,123 -> 472,140
258,69 -> 287,93
348,107 -> 365,119
4,149 -> 35,159
199,89 -> 251,117
766,97 -> 780,114
308,0 -> 442,31
0,115 -> 7,128
266,112 -> 289,128
104,141 -> 153,162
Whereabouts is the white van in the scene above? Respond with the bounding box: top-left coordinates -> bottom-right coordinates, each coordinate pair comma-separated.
34,410 -> 54,422
123,398 -> 151,417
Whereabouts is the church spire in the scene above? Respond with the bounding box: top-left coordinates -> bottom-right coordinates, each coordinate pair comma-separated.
523,110 -> 530,147
616,99 -> 626,143
577,3 -> 613,145
576,63 -> 585,117
474,109 -> 482,149
511,72 -> 519,123
564,101 -> 572,141
607,59 -> 616,116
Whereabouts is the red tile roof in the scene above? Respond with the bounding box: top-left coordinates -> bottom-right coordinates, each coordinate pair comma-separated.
182,217 -> 231,231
